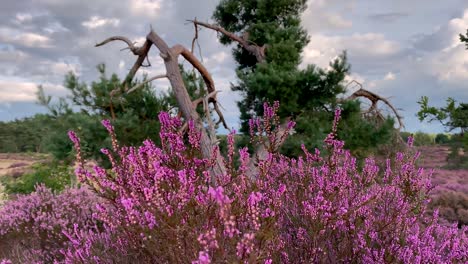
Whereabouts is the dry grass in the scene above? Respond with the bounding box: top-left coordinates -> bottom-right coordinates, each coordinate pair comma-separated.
0,153 -> 50,177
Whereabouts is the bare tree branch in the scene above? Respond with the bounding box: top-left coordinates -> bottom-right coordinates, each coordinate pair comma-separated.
345,80 -> 404,130
171,44 -> 216,94
96,36 -> 137,52
170,44 -> 228,129
96,36 -> 153,91
189,19 -> 267,63
126,74 -> 167,94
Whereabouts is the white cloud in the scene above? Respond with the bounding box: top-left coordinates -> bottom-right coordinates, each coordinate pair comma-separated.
302,33 -> 400,68
384,72 -> 396,81
82,16 -> 120,29
22,33 -> 52,46
0,48 -> 29,62
415,9 -> 468,84
131,0 -> 162,17
445,9 -> 468,49
0,80 -> 65,102
323,13 -> 352,29
301,0 -> 356,33
46,61 -> 81,76
429,46 -> 468,84
205,51 -> 229,67
0,27 -> 52,48
43,21 -> 69,34
14,13 -> 33,23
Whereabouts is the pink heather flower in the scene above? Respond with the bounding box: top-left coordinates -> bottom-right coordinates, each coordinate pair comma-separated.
120,197 -> 134,211
42,106 -> 467,263
144,211 -> 157,229
263,102 -> 274,119
208,186 -> 231,205
101,119 -> 114,133
248,192 -> 263,207
407,135 -> 414,147
193,251 -> 210,264
287,120 -> 296,130
68,130 -> 80,145
197,228 -> 219,250
188,120 -> 201,149
236,233 -> 255,258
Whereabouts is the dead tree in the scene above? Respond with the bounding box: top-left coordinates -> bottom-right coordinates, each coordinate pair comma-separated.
344,80 -> 404,130
189,19 -> 267,63
96,22 -> 292,181
96,28 -> 229,183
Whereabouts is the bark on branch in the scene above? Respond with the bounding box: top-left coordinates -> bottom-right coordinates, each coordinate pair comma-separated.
189,19 -> 267,63
96,37 -> 152,88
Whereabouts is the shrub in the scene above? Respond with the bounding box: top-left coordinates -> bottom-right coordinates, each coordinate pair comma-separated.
2,162 -> 74,195
0,185 -> 100,263
0,183 -> 7,207
414,131 -> 435,146
1,103 -> 466,263
61,103 -> 467,263
430,191 -> 468,227
435,133 -> 450,144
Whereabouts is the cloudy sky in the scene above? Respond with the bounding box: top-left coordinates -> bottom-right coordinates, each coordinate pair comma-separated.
1,0 -> 467,133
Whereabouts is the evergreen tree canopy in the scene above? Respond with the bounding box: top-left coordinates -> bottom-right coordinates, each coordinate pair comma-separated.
213,0 -> 396,157
35,63 -> 212,164
36,64 -> 174,164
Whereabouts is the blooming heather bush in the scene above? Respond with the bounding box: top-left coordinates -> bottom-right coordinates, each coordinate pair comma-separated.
0,185 -> 100,263
59,102 -> 467,263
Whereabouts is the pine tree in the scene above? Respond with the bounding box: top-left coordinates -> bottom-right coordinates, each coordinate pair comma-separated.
213,0 -> 395,157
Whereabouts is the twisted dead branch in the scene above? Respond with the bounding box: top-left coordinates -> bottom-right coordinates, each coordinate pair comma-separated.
96,28 -> 227,183
189,19 -> 267,63
345,80 -> 404,130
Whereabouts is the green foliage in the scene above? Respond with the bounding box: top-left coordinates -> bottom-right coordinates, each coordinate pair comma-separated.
214,1 -> 396,158
214,0 -> 310,132
1,162 -> 74,195
36,64 -> 176,164
337,100 -> 396,156
0,114 -> 51,153
414,132 -> 435,146
445,134 -> 468,169
417,96 -> 468,134
460,29 -> 468,49
435,133 -> 450,144
1,63 -> 209,168
418,96 -> 468,167
400,131 -> 436,146
282,100 -> 396,158
213,0 -> 308,70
